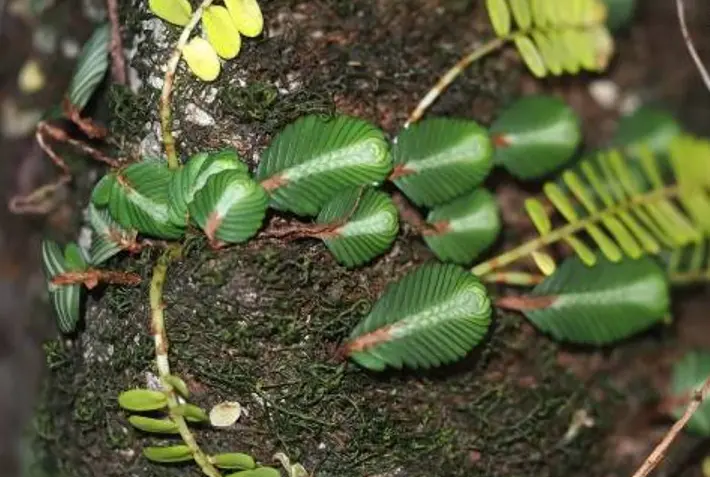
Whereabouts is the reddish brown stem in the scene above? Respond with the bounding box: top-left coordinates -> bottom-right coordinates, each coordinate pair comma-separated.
106,0 -> 127,85
388,164 -> 416,181
51,269 -> 142,290
391,192 -> 441,236
62,99 -> 109,139
495,295 -> 557,311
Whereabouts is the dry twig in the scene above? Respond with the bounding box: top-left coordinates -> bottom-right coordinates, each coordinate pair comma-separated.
630,376 -> 710,477
676,0 -> 710,93
106,0 -> 127,84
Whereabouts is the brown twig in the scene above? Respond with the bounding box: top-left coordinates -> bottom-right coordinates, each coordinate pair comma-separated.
105,0 -> 127,85
8,121 -> 118,215
676,0 -> 710,93
62,99 -> 109,139
630,375 -> 710,477
51,269 -> 142,289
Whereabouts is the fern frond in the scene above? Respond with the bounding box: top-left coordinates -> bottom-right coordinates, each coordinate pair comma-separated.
472,134 -> 710,277
487,0 -> 613,78
663,239 -> 710,286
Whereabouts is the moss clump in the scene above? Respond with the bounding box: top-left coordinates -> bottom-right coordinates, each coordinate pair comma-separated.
35,236 -> 614,477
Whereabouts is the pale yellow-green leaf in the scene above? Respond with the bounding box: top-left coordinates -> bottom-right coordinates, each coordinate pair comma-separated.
564,235 -> 597,266
486,0 -> 511,37
225,0 -> 264,38
524,198 -> 551,235
514,35 -> 547,78
149,0 -> 192,26
532,250 -> 556,276
586,224 -> 622,262
600,216 -> 642,258
589,25 -> 614,71
544,183 -> 578,222
203,6 -> 242,59
530,0 -> 548,27
563,170 -> 598,214
530,31 -> 562,75
182,37 -> 221,82
509,0 -> 532,30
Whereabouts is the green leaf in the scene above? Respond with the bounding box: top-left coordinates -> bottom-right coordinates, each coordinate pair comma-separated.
256,115 -> 391,216
510,255 -> 670,345
316,188 -> 399,268
391,118 -> 493,207
168,149 -> 249,227
88,203 -> 136,266
102,162 -> 185,239
143,445 -> 194,463
612,106 -> 682,157
67,24 -> 110,110
183,37 -> 221,82
91,173 -> 116,207
490,95 -> 581,179
670,351 -> 710,436
210,453 -> 256,470
175,403 -> 209,422
225,0 -> 264,37
203,5 -> 242,59
117,389 -> 168,412
41,240 -> 82,334
344,262 -> 492,371
487,0 -> 512,36
602,0 -> 637,31
163,374 -> 190,398
148,0 -> 192,26
128,416 -> 180,434
423,189 -> 501,265
63,243 -> 88,272
225,468 -> 281,477
188,170 -> 268,245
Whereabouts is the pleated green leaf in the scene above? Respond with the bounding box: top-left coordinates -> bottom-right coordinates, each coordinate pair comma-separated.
256,115 -> 391,216
88,203 -> 136,265
41,240 -> 82,334
91,173 -> 116,207
103,162 -> 185,239
225,468 -> 280,477
423,189 -> 502,265
391,118 -> 493,207
143,445 -> 194,463
168,149 -> 249,227
518,255 -> 670,345
67,24 -> 110,110
63,242 -> 88,271
486,0 -> 614,78
316,188 -> 399,268
490,95 -> 581,179
189,170 -> 268,245
612,106 -> 682,157
128,416 -> 180,434
344,262 -> 492,371
210,453 -> 256,470
669,351 -> 710,436
118,389 -> 168,412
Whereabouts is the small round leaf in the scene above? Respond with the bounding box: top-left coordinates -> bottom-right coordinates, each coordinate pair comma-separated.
491,95 -> 581,179
210,453 -> 256,470
143,445 -> 194,463
128,416 -> 180,434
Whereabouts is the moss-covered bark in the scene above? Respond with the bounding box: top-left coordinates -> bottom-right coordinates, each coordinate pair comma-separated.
30,1 -> 629,476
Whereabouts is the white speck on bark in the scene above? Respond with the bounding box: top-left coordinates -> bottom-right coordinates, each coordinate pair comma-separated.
184,103 -> 216,127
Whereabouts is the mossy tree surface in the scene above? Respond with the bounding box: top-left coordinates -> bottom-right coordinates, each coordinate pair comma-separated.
33,0 -> 623,476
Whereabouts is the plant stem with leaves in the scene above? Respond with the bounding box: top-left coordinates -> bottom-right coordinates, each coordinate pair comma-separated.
150,248 -> 221,477
160,0 -> 215,169
471,184 -> 680,278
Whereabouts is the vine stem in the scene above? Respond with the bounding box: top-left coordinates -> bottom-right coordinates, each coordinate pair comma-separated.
471,185 -> 680,277
404,37 -> 506,128
630,375 -> 710,477
150,248 -> 221,477
160,0 -> 215,169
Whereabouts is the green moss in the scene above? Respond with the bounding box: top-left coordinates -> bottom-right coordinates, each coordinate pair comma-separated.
108,84 -> 153,140
36,238 -> 614,477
